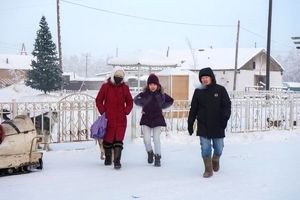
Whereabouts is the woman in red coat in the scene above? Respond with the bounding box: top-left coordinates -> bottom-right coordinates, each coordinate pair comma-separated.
96,66 -> 133,169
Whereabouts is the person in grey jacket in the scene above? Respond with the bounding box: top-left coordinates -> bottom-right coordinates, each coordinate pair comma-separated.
188,67 -> 231,178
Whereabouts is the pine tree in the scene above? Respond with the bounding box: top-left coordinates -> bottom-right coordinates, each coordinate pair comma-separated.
25,16 -> 63,94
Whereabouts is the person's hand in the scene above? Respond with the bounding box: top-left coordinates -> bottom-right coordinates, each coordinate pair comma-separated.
188,125 -> 193,136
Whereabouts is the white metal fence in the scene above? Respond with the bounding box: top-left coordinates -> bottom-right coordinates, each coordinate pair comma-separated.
131,91 -> 300,137
0,93 -> 97,143
1,91 -> 300,144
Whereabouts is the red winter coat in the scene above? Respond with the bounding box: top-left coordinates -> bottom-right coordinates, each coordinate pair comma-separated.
96,79 -> 133,143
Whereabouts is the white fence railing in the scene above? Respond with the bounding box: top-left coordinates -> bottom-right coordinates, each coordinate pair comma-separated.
1,92 -> 300,144
0,93 -> 97,143
131,92 -> 300,137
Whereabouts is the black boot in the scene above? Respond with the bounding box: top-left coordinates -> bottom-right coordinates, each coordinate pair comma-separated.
154,154 -> 161,167
103,141 -> 113,166
147,150 -> 154,164
113,141 -> 123,169
104,148 -> 112,165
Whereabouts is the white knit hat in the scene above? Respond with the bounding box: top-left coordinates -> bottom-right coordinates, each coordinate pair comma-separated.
114,69 -> 125,78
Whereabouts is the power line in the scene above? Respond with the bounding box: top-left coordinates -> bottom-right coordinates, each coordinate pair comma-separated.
0,46 -> 20,51
0,42 -> 21,51
240,26 -> 265,39
0,41 -> 20,46
61,0 -> 294,51
61,0 -> 235,28
240,26 -> 294,49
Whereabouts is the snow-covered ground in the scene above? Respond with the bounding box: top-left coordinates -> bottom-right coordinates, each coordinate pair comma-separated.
0,82 -> 62,102
1,130 -> 300,200
1,83 -> 300,200
0,82 -> 98,102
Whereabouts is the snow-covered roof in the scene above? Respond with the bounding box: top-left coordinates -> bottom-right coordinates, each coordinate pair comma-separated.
0,54 -> 33,70
126,75 -> 140,80
169,48 -> 268,70
283,82 -> 300,88
107,50 -> 181,67
157,67 -> 197,76
63,72 -> 106,81
95,71 -> 111,76
106,48 -> 283,71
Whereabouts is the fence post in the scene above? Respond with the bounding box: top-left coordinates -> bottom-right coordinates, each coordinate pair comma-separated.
289,94 -> 294,131
12,99 -> 17,118
244,96 -> 250,133
131,106 -> 137,140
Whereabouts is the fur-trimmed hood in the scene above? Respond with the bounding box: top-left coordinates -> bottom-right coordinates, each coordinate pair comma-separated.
199,67 -> 216,85
110,66 -> 125,84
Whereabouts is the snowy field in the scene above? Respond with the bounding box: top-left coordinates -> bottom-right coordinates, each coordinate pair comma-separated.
1,130 -> 300,200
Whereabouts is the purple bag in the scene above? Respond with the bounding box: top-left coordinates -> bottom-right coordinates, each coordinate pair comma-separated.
90,113 -> 108,139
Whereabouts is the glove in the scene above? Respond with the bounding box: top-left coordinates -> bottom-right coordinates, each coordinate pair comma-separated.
188,125 -> 193,136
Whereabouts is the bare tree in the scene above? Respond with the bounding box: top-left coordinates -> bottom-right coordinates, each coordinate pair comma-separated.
278,50 -> 300,82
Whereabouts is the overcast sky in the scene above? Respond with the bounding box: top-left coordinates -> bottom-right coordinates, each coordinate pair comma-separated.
0,0 -> 299,58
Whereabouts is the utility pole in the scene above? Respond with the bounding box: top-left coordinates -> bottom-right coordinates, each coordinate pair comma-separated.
85,54 -> 89,78
266,0 -> 273,90
166,46 -> 170,57
57,0 -> 63,71
233,20 -> 240,91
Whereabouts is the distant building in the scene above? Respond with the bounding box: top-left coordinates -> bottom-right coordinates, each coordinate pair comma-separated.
157,68 -> 198,100
107,51 -> 180,90
0,54 -> 33,88
63,72 -> 105,91
283,82 -> 300,92
106,48 -> 285,94
173,48 -> 284,92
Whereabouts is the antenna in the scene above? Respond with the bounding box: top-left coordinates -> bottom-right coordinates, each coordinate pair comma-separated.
20,43 -> 27,55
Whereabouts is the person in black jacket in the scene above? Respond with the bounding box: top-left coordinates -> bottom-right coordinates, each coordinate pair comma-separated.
188,67 -> 231,178
134,74 -> 174,167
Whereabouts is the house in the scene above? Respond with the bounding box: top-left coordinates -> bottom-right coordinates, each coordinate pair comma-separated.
157,68 -> 198,100
0,54 -> 33,88
107,50 -> 180,90
63,72 -> 105,91
170,48 -> 284,92
106,48 -> 284,93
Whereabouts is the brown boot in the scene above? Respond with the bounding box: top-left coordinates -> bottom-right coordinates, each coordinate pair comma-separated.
212,155 -> 220,172
202,157 -> 213,178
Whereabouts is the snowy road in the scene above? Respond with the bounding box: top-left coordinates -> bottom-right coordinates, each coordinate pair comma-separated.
1,131 -> 300,200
